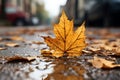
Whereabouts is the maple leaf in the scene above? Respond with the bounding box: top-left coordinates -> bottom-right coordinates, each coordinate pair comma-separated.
42,11 -> 86,57
88,56 -> 120,69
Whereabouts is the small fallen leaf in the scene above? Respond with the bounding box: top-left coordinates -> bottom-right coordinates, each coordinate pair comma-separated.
88,56 -> 120,69
5,55 -> 36,62
100,45 -> 113,50
5,42 -> 19,47
0,47 -> 6,50
0,37 -> 3,41
32,41 -> 44,45
29,67 -> 34,72
88,47 -> 101,52
113,47 -> 120,56
41,49 -> 64,58
10,36 -> 24,41
82,50 -> 92,54
115,47 -> 120,54
42,11 -> 86,57
41,49 -> 52,57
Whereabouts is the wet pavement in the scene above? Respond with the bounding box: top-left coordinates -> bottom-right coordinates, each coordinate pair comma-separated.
0,26 -> 120,80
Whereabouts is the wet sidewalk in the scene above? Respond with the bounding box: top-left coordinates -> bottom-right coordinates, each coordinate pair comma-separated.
0,26 -> 120,80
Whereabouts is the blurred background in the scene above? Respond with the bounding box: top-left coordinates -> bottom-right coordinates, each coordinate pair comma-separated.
0,0 -> 120,27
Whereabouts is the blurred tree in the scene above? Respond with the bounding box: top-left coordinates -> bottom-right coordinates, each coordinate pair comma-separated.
75,0 -> 78,20
36,3 -> 50,25
1,0 -> 6,19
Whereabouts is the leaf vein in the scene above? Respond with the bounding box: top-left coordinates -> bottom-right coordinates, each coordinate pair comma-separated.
66,30 -> 83,50
47,39 -> 63,52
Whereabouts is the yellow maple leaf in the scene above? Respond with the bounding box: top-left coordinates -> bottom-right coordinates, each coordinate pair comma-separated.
42,11 -> 86,57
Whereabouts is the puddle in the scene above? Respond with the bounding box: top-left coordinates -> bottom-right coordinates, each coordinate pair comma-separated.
18,58 -> 85,80
20,58 -> 55,80
45,58 -> 85,80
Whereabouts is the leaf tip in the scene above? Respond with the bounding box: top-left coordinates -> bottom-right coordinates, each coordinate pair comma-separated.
61,10 -> 67,19
61,10 -> 66,15
82,21 -> 86,25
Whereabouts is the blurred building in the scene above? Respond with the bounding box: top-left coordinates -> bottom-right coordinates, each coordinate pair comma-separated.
0,0 -> 40,26
63,0 -> 85,26
63,0 -> 120,27
0,0 -> 37,16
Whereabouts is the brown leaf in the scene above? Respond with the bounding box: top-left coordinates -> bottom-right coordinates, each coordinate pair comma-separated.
100,45 -> 113,50
41,49 -> 52,57
32,41 -> 44,45
87,39 -> 120,56
42,11 -> 86,57
112,47 -> 120,56
0,37 -> 3,41
88,47 -> 101,52
0,47 -> 6,50
5,42 -> 19,47
88,56 -> 120,69
115,47 -> 120,54
5,55 -> 36,62
82,50 -> 92,54
10,36 -> 24,41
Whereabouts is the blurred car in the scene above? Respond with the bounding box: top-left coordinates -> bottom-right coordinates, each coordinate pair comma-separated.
84,0 -> 120,26
0,3 -> 39,26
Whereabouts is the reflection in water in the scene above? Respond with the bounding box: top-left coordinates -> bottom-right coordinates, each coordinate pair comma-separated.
20,58 -> 85,80
21,58 -> 55,80
45,58 -> 85,80
29,62 -> 55,80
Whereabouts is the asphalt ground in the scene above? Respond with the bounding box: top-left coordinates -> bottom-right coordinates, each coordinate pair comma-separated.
0,26 -> 120,80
